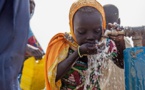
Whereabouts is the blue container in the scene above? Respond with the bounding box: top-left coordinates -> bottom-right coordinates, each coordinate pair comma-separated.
124,47 -> 145,90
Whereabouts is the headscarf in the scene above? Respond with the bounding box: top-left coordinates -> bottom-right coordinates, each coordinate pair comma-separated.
69,0 -> 106,41
44,0 -> 106,90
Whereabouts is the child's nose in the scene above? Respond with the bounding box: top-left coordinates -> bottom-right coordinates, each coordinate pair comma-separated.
86,34 -> 96,42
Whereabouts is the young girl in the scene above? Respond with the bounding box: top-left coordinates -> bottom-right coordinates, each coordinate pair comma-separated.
44,0 -> 124,90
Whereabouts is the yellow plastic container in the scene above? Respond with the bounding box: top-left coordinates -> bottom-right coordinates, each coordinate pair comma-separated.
20,57 -> 45,90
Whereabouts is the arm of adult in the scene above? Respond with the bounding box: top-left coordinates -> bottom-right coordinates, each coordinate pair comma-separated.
25,44 -> 44,60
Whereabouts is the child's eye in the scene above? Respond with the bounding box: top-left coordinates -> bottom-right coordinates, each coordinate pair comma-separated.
94,28 -> 101,33
78,29 -> 86,34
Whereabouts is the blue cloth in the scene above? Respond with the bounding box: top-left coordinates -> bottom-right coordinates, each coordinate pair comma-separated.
0,0 -> 30,90
124,47 -> 145,90
28,28 -> 34,38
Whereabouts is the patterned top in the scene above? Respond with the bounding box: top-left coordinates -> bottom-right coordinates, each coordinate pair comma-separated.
25,28 -> 44,58
27,28 -> 43,52
60,38 -> 117,90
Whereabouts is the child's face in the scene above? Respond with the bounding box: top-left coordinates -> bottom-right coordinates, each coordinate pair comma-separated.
73,9 -> 103,45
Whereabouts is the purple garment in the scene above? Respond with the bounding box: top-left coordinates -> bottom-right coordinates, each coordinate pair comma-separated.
0,0 -> 30,90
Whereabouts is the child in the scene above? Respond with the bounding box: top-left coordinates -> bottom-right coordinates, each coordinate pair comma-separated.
103,4 -> 120,29
103,4 -> 125,68
44,0 -> 124,90
102,4 -> 125,90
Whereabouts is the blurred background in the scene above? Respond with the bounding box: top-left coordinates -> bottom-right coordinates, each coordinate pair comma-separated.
31,0 -> 145,51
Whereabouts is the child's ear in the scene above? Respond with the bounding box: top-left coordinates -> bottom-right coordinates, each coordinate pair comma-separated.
117,18 -> 121,25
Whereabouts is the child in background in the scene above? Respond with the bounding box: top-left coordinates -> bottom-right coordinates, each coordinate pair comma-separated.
100,4 -> 125,90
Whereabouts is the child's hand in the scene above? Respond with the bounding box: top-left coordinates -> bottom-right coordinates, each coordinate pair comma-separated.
79,43 -> 98,55
109,35 -> 124,42
108,23 -> 123,31
107,23 -> 124,42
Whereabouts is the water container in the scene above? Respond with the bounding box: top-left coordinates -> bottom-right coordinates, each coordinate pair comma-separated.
124,47 -> 145,90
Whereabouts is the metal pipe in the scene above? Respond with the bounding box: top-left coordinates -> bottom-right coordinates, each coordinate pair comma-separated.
103,26 -> 145,47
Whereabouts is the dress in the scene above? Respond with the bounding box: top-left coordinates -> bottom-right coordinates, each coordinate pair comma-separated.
60,38 -> 118,90
0,0 -> 29,89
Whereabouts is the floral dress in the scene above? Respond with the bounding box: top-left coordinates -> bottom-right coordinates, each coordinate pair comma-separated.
60,38 -> 117,90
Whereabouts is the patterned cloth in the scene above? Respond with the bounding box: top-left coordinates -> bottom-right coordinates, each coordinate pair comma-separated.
60,38 -> 117,90
25,28 -> 44,57
28,29 -> 44,52
27,28 -> 43,52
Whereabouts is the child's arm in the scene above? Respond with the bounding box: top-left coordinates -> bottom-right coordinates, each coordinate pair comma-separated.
56,49 -> 79,82
110,35 -> 125,69
56,43 -> 98,81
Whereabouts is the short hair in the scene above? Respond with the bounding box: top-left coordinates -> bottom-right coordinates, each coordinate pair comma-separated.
103,4 -> 119,24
